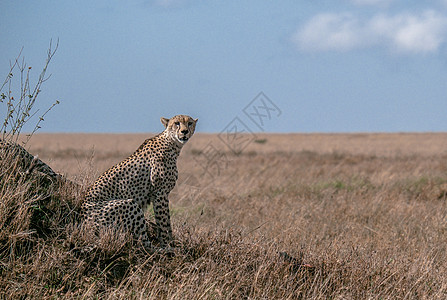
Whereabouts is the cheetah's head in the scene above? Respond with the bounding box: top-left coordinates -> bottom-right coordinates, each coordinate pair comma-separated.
161,115 -> 198,145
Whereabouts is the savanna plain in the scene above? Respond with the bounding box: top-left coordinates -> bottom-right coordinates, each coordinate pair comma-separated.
2,132 -> 447,299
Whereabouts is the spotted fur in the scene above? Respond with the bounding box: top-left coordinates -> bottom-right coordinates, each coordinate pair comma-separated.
82,115 -> 198,251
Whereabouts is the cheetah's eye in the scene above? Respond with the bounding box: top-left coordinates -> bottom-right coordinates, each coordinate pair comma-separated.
174,122 -> 180,126
188,122 -> 193,126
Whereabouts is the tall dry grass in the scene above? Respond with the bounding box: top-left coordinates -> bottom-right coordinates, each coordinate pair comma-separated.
1,132 -> 446,298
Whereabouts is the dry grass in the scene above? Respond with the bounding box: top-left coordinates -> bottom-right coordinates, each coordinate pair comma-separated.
2,132 -> 447,299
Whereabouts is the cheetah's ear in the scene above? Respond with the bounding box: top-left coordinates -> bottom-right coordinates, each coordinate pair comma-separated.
194,118 -> 198,123
160,117 -> 170,128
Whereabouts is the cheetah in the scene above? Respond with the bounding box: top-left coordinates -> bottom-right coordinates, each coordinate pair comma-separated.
82,115 -> 198,252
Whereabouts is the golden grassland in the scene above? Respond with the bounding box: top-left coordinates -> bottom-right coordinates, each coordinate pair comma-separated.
2,132 -> 447,298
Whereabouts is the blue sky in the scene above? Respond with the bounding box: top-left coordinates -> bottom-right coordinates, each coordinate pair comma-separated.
1,0 -> 447,133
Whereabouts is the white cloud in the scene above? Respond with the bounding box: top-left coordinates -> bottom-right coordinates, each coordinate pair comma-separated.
295,13 -> 367,52
293,10 -> 447,54
371,11 -> 447,53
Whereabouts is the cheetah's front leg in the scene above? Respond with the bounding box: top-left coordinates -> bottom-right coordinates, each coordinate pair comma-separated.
152,193 -> 173,248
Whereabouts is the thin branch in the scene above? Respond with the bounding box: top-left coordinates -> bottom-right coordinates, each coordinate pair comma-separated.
1,40 -> 60,145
